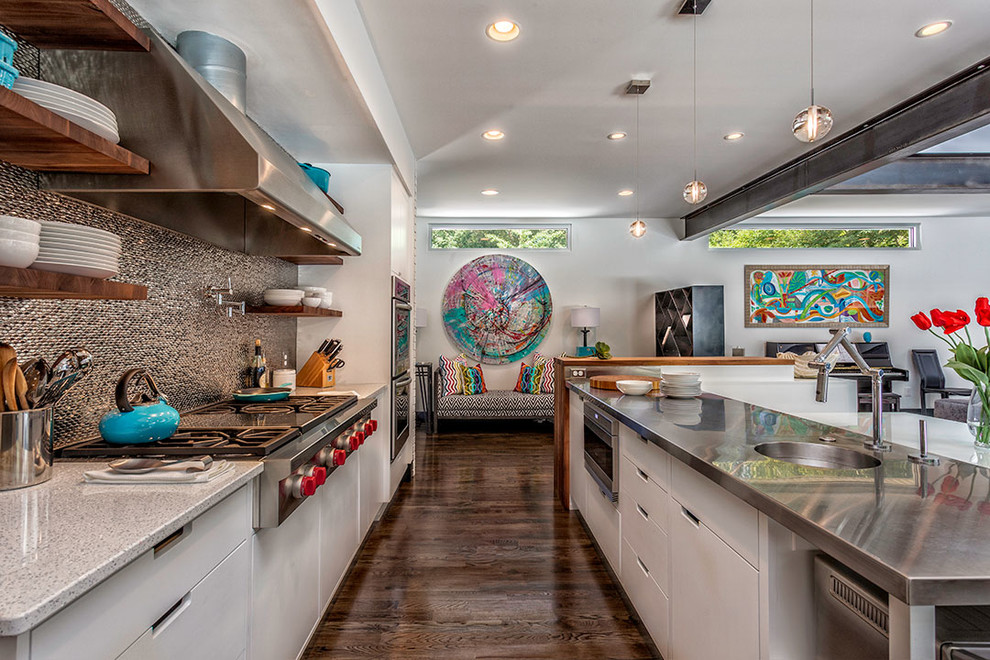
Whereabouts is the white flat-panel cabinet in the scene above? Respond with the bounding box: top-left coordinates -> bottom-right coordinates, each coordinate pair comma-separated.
321,452 -> 362,608
583,474 -> 620,572
359,410 -> 387,532
568,391 -> 585,512
670,499 -> 760,660
251,495 -> 322,660
117,540 -> 250,660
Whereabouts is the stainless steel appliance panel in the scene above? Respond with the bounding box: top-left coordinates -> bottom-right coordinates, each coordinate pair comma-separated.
391,375 -> 411,461
0,408 -> 53,491
814,554 -> 889,660
583,402 -> 619,503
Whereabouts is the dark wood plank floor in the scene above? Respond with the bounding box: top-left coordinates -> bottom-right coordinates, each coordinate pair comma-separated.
302,421 -> 658,660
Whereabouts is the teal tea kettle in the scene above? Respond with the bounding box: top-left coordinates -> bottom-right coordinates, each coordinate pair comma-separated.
99,368 -> 180,445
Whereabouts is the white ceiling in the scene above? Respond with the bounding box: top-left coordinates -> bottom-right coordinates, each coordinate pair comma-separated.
356,0 -> 990,219
757,194 -> 990,218
127,0 -> 391,165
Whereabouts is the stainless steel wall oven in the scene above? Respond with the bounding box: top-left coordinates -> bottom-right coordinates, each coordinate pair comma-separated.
584,401 -> 619,503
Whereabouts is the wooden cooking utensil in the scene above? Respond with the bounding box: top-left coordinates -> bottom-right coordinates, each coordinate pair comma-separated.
2,359 -> 19,411
14,365 -> 29,410
588,374 -> 662,391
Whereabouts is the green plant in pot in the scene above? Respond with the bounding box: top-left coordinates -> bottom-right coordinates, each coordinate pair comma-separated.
911,298 -> 990,448
594,341 -> 612,360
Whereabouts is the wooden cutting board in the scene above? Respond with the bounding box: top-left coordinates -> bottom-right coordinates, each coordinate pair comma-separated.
589,374 -> 662,391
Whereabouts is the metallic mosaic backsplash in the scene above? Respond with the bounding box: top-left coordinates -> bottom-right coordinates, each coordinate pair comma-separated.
0,162 -> 298,446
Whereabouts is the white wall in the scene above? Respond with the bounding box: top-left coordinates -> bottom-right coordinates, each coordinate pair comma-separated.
415,215 -> 989,408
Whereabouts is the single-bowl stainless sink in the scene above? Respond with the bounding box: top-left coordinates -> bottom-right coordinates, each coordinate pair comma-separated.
754,441 -> 881,470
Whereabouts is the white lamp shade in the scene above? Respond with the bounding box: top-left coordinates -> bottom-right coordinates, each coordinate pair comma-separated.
571,306 -> 600,328
415,308 -> 428,328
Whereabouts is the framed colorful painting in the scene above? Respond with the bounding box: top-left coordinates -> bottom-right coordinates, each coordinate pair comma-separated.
442,254 -> 553,364
744,264 -> 889,328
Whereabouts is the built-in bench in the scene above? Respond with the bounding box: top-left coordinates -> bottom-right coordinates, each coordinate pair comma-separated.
432,368 -> 554,430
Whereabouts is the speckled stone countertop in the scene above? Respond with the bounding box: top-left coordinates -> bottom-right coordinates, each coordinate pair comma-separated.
0,460 -> 262,636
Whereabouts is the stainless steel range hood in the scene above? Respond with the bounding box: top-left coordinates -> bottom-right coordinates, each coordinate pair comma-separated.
40,30 -> 361,258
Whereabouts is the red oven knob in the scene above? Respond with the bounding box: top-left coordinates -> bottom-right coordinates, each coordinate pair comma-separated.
302,465 -> 327,486
363,421 -> 373,436
285,475 -> 317,499
370,419 -> 378,432
356,431 -> 365,445
349,434 -> 360,451
332,449 -> 346,466
301,476 -> 317,496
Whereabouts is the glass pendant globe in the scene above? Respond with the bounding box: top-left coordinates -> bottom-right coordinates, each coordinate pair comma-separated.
792,104 -> 833,143
629,219 -> 647,238
682,180 -> 707,205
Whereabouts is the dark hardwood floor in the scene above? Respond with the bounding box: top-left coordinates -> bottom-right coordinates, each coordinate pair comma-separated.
302,420 -> 658,660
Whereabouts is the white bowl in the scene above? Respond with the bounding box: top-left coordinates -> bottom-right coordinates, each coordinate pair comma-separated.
0,238 -> 41,268
0,216 -> 41,235
320,293 -> 334,309
264,289 -> 303,306
616,380 -> 654,396
663,372 -> 701,384
0,227 -> 41,243
301,296 -> 322,307
302,286 -> 326,294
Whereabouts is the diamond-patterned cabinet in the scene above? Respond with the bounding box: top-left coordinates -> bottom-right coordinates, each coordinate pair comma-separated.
654,286 -> 724,358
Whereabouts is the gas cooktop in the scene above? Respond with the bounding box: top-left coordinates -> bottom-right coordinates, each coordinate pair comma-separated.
57,394 -> 358,459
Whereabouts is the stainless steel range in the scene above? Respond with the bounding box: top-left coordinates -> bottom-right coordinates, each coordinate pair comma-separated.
58,394 -> 378,528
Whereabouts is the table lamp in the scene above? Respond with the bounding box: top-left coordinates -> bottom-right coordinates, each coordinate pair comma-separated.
571,306 -> 600,357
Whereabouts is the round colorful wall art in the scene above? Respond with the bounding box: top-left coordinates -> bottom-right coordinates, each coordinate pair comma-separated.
442,254 -> 553,364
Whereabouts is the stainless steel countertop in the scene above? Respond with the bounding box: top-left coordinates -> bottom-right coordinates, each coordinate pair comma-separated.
569,380 -> 990,606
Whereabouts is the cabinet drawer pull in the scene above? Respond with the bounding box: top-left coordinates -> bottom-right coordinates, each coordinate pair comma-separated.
680,505 -> 700,527
636,556 -> 650,576
639,434 -> 649,444
153,522 -> 191,557
636,503 -> 650,520
152,593 -> 191,636
636,467 -> 649,483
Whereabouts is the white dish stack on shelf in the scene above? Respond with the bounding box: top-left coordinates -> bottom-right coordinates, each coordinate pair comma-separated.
0,216 -> 41,268
660,372 -> 702,399
32,221 -> 121,279
302,286 -> 333,309
12,77 -> 120,144
263,289 -> 304,306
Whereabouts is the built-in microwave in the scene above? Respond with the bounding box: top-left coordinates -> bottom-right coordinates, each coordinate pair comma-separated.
584,401 -> 619,504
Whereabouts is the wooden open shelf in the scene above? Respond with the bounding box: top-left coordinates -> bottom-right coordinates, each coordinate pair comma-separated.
278,256 -> 344,266
0,265 -> 147,300
0,87 -> 150,174
0,0 -> 151,51
246,305 -> 342,318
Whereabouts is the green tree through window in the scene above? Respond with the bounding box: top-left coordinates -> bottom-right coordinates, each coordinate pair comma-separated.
431,227 -> 569,250
708,227 -> 914,249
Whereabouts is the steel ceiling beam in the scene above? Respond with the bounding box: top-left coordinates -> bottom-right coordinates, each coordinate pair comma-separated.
820,155 -> 990,194
681,57 -> 990,240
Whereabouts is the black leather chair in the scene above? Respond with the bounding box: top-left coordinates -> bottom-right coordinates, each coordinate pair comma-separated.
911,349 -> 970,412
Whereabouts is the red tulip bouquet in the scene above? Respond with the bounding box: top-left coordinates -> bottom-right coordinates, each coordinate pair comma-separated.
911,297 -> 990,447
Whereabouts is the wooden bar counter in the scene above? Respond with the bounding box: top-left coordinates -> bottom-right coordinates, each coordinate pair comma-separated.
552,356 -> 793,509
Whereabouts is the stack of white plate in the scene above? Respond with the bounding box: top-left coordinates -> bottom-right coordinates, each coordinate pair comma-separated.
12,78 -> 120,144
0,216 -> 41,268
660,372 -> 702,399
32,221 -> 121,279
264,289 -> 304,306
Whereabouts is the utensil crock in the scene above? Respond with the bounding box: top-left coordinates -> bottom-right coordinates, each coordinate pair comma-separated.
0,407 -> 53,491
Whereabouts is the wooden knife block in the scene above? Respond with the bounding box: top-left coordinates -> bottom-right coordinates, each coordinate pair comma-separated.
297,351 -> 336,388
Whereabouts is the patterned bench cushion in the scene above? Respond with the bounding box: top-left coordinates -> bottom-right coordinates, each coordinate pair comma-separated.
437,390 -> 554,419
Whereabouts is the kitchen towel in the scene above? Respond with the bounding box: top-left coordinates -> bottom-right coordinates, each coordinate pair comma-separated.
83,460 -> 236,484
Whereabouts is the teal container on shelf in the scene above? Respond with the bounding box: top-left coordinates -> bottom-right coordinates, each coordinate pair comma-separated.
0,60 -> 18,90
0,32 -> 16,65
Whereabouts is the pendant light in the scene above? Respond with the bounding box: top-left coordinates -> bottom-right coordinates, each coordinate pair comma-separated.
683,0 -> 707,205
629,80 -> 648,238
792,0 -> 833,142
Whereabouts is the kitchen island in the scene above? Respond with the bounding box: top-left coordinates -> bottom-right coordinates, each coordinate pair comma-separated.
567,377 -> 990,659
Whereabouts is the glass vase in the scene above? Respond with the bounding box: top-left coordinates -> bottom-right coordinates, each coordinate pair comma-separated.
967,388 -> 990,449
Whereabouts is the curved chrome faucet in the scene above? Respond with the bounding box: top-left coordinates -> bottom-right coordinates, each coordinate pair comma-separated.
809,327 -> 890,452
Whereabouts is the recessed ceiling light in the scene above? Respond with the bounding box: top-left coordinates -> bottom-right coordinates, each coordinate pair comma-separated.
260,203 -> 275,211
300,227 -> 312,232
915,21 -> 951,38
486,20 -> 519,42
618,189 -> 634,196
482,129 -> 505,140
723,132 -> 745,141
481,189 -> 499,196
329,242 -> 336,247
607,132 -> 627,141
